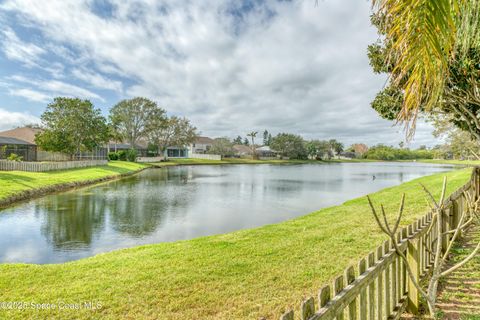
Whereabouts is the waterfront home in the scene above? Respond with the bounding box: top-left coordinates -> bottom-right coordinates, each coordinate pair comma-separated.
256,146 -> 278,159
233,144 -> 253,157
189,136 -> 214,154
0,126 -> 107,161
0,136 -> 37,161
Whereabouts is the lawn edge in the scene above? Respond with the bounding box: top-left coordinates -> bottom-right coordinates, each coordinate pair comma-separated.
0,165 -> 151,209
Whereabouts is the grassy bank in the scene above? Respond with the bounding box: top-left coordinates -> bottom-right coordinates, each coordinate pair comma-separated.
0,167 -> 472,319
418,159 -> 480,166
0,161 -> 148,202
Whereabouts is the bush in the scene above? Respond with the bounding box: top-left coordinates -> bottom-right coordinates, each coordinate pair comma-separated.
126,149 -> 137,162
7,153 -> 23,162
117,150 -> 127,161
108,152 -> 119,161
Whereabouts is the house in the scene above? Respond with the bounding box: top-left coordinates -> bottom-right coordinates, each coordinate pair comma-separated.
338,151 -> 356,159
107,140 -> 148,157
189,136 -> 214,154
0,126 -> 107,161
0,136 -> 37,161
160,136 -> 213,159
256,146 -> 278,158
165,146 -> 189,158
233,144 -> 253,157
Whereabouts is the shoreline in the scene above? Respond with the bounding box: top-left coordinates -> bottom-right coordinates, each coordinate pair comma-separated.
0,162 -> 150,210
0,168 -> 471,320
0,158 -> 471,210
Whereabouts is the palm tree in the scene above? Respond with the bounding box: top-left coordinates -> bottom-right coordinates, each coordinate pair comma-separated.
247,131 -> 258,159
372,0 -> 480,135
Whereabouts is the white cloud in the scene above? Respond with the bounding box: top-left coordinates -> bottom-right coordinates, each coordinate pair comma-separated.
8,88 -> 51,102
9,75 -> 104,101
0,108 -> 39,130
0,27 -> 45,66
71,68 -> 123,93
0,0 -> 439,147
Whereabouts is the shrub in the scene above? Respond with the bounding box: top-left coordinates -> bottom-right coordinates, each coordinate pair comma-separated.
7,153 -> 23,162
126,149 -> 137,162
108,152 -> 119,161
117,150 -> 127,161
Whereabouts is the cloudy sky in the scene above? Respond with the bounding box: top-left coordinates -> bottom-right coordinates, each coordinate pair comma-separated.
0,0 -> 439,147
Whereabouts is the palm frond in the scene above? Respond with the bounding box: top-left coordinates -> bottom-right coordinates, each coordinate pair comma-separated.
373,0 -> 460,136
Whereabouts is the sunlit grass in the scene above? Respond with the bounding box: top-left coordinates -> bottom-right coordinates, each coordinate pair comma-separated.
0,167 -> 471,319
0,161 -> 148,201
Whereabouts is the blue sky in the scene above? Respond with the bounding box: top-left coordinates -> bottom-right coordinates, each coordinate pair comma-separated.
0,0 -> 439,147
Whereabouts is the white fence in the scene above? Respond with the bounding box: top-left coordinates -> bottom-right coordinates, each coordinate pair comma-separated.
0,160 -> 108,172
137,156 -> 164,163
190,153 -> 222,161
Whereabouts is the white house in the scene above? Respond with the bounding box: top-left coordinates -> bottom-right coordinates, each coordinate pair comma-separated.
188,136 -> 214,154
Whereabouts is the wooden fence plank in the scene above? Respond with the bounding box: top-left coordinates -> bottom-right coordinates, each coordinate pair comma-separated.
345,266 -> 356,320
358,258 -> 367,320
367,252 -> 375,320
376,246 -> 383,320
301,297 -> 315,320
280,310 -> 294,320
334,276 -> 345,320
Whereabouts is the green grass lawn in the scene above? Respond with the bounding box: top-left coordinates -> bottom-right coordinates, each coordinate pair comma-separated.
0,161 -> 148,202
0,167 -> 472,319
418,159 -> 480,166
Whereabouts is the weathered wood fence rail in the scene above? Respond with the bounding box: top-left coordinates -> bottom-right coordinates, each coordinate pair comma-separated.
0,160 -> 108,172
279,168 -> 479,320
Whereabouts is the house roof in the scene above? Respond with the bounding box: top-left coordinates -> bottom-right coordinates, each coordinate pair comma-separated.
195,136 -> 214,144
233,144 -> 252,154
108,139 -> 148,150
0,127 -> 42,145
0,136 -> 35,145
256,146 -> 272,152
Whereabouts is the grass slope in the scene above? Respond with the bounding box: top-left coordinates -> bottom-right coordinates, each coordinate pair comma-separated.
0,161 -> 148,201
0,168 -> 472,319
418,159 -> 480,166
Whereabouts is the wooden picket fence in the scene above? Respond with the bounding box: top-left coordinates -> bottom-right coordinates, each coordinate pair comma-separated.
0,160 -> 108,172
279,168 -> 479,320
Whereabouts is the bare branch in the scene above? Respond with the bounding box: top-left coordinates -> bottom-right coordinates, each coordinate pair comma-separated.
441,241 -> 480,277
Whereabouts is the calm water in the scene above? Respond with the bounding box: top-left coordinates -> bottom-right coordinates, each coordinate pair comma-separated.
0,162 -> 455,264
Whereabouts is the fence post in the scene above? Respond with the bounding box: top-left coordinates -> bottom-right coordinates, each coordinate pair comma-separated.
406,232 -> 420,314
301,297 -> 315,320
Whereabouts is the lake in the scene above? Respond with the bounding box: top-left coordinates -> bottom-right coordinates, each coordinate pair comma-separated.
0,162 -> 455,264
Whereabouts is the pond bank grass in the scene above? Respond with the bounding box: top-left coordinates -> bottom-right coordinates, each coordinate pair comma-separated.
0,161 -> 149,207
0,167 -> 471,319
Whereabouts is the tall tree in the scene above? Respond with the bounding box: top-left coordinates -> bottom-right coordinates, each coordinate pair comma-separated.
247,131 -> 258,157
328,139 -> 344,155
208,138 -> 235,157
243,138 -> 249,146
263,130 -> 269,146
109,97 -> 162,148
35,97 -> 109,159
233,135 -> 243,145
306,140 -> 332,160
270,133 -> 307,159
148,116 -> 197,155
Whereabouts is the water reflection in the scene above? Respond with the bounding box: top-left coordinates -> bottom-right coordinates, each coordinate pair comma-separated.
40,195 -> 106,250
0,162 -> 456,264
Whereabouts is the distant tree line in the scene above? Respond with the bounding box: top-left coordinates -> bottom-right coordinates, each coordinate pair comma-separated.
35,97 -> 197,161
363,145 -> 434,160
